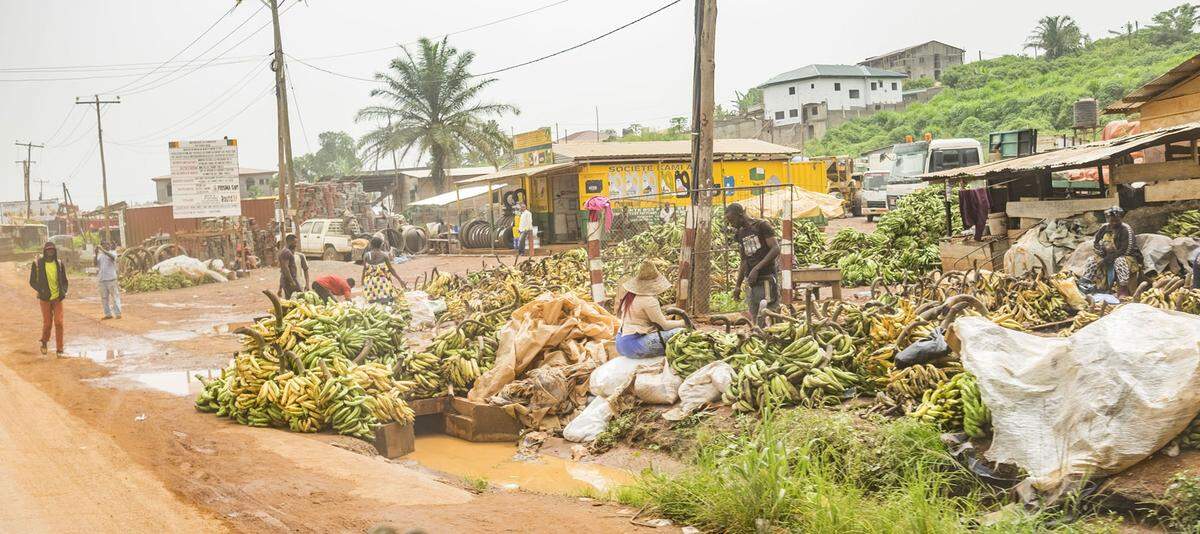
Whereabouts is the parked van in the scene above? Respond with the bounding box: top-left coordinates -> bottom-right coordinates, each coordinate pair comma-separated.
298,218 -> 354,261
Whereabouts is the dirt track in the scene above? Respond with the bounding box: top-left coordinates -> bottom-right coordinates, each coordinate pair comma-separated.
0,258 -> 653,533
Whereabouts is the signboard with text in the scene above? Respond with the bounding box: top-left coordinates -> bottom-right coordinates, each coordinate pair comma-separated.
512,127 -> 553,169
169,138 -> 241,219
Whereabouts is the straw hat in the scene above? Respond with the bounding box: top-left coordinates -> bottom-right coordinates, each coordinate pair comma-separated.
621,261 -> 671,296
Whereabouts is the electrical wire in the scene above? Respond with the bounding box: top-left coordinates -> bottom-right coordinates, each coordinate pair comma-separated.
0,57 -> 262,82
46,107 -> 99,149
42,107 -> 78,145
288,0 -> 682,83
65,143 -> 99,180
103,3 -> 241,95
285,64 -> 311,153
188,83 -> 276,139
116,2 -> 270,96
0,55 -> 263,73
113,58 -> 271,145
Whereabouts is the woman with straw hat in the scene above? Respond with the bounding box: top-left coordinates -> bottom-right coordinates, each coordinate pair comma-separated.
615,261 -> 686,358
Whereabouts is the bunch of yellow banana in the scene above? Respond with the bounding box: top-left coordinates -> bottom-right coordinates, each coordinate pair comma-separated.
276,370 -> 324,433
396,351 -> 445,396
909,372 -> 967,428
868,301 -> 917,345
1136,287 -> 1173,310
1064,309 -> 1100,335
1176,288 -> 1200,314
799,366 -> 860,405
959,373 -> 990,438
723,360 -> 791,412
666,330 -> 738,376
816,330 -> 856,363
883,363 -> 952,403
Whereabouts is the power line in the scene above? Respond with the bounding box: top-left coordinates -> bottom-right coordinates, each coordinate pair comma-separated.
188,83 -> 276,139
116,2 -> 271,96
0,55 -> 262,73
0,57 -> 263,82
42,107 -> 78,145
285,64 -> 311,154
103,4 -> 241,94
47,107 -> 105,149
289,0 -> 683,83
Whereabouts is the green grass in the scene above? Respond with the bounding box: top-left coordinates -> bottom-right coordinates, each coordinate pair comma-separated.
463,475 -> 489,493
630,408 -> 1123,533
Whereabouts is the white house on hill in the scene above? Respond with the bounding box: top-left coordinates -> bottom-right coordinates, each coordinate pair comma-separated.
760,64 -> 907,126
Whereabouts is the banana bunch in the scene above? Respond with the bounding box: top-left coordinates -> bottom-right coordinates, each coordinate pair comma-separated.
882,363 -> 952,404
959,373 -> 990,438
816,330 -> 856,363
666,330 -> 738,376
396,351 -> 445,397
799,367 -> 861,406
1135,287 -> 1173,310
320,374 -> 380,439
1065,309 -> 1101,334
909,372 -> 968,428
990,284 -> 1067,325
724,360 -> 795,412
1162,210 -> 1200,238
1176,288 -> 1200,314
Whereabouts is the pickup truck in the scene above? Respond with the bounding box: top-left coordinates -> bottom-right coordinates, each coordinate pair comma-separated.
298,218 -> 355,261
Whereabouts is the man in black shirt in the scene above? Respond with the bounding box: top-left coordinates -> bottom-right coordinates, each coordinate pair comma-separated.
726,203 -> 780,325
277,234 -> 309,298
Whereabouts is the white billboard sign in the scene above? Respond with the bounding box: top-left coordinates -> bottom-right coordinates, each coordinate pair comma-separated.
169,138 -> 241,219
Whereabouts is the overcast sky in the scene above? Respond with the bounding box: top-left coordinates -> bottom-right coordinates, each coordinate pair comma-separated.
0,0 -> 1181,209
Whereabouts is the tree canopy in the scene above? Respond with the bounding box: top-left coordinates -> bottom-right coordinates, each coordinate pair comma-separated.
355,37 -> 517,193
292,131 -> 362,182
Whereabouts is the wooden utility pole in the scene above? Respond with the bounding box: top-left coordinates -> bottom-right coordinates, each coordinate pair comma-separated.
76,95 -> 120,243
33,178 -> 48,200
682,0 -> 716,315
268,0 -> 297,243
14,141 -> 43,219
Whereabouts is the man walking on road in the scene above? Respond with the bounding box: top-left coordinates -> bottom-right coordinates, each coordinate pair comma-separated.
278,234 -> 309,299
726,203 -> 781,326
29,241 -> 68,357
514,203 -> 534,261
95,241 -> 121,319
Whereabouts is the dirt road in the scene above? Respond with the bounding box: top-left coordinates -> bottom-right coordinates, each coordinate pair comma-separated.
0,261 -> 651,533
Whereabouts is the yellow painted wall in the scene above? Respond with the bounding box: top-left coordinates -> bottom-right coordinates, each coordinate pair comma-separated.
577,159 -> 825,208
1140,73 -> 1200,130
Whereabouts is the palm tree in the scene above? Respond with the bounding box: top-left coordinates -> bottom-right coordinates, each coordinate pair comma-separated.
1147,4 -> 1199,45
356,38 -> 518,193
1025,15 -> 1084,60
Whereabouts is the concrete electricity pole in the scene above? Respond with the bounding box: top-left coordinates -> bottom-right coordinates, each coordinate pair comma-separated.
268,0 -> 297,243
14,141 -> 43,219
681,0 -> 716,314
76,94 -> 120,243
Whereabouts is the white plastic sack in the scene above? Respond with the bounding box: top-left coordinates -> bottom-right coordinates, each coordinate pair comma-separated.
153,255 -> 227,282
563,396 -> 613,443
403,290 -> 445,328
956,304 -> 1200,494
663,361 -> 735,421
589,356 -> 663,398
633,362 -> 683,405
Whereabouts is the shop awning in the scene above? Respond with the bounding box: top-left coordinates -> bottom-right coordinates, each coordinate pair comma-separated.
455,162 -> 578,186
409,184 -> 505,207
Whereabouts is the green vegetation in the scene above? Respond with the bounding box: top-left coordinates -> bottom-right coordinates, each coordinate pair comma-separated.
1025,15 -> 1085,60
356,37 -> 517,194
292,131 -> 362,182
807,4 -> 1200,157
607,117 -> 690,142
1162,473 -> 1200,532
624,409 -> 1120,533
463,475 -> 490,493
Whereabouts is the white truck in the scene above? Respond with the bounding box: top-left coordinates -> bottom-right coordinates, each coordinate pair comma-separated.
886,138 -> 983,209
298,218 -> 355,261
859,170 -> 891,222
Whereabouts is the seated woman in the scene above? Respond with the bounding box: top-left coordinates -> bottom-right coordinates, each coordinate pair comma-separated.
1082,207 -> 1141,297
615,261 -> 686,359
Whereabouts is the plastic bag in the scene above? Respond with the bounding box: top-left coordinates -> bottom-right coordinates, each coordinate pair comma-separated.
589,356 -> 663,398
633,362 -> 682,405
1050,275 -> 1089,310
895,328 -> 949,368
956,304 -> 1200,495
404,290 -> 445,328
563,396 -> 613,442
663,361 -> 734,421
153,255 -> 227,282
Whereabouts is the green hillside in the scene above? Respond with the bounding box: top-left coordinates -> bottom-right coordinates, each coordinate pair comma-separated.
807,27 -> 1200,156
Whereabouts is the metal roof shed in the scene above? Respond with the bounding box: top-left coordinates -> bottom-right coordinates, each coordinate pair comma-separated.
920,121 -> 1200,219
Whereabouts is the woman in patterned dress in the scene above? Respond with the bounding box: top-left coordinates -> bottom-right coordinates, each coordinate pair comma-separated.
360,236 -> 402,305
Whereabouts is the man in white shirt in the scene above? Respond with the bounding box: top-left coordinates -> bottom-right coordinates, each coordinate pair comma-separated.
515,203 -> 534,261
95,241 -> 121,319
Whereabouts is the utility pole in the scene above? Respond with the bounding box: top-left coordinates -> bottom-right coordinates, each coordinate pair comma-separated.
268,0 -> 297,243
76,95 -> 120,243
33,178 -> 48,200
679,0 -> 716,315
14,141 -> 43,219
594,106 -> 601,142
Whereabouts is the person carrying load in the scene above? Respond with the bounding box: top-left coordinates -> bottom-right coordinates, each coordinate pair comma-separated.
615,261 -> 686,358
1083,206 -> 1141,297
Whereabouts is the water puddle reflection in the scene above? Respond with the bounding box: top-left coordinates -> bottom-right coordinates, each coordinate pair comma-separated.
407,434 -> 633,495
88,368 -> 219,397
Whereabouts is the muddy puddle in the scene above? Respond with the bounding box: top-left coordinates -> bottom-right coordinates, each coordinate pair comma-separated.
66,335 -> 159,363
406,434 -> 634,495
88,368 -> 220,397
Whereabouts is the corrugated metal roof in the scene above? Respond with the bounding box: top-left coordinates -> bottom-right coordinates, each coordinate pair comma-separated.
861,40 -> 965,63
1105,52 -> 1200,114
552,139 -> 797,160
921,122 -> 1200,180
410,184 -> 504,207
762,64 -> 906,87
397,166 -> 496,180
455,162 -> 579,185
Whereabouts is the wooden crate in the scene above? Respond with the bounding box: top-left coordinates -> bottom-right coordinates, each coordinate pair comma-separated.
938,237 -> 1009,272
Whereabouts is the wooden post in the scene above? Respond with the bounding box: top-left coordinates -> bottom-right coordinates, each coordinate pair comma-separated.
780,184 -> 794,305
682,0 -> 716,315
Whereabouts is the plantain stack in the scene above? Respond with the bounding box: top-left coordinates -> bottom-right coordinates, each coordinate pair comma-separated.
1162,210 -> 1200,238
666,330 -> 738,376
909,371 -> 968,429
959,373 -> 990,438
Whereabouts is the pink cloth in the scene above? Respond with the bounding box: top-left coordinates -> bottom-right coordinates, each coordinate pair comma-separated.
584,196 -> 614,231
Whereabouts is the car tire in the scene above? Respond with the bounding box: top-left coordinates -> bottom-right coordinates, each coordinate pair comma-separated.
322,245 -> 339,261
866,215 -> 875,222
